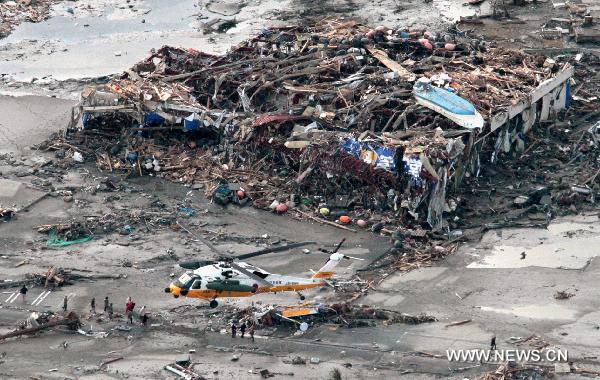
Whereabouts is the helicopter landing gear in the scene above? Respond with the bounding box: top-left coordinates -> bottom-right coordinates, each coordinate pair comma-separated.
297,292 -> 306,301
209,299 -> 218,308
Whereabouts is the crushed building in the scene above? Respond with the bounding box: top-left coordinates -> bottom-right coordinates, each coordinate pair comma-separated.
62,19 -> 574,232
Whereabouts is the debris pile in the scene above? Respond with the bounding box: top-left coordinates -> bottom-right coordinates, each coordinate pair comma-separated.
33,202 -> 178,244
0,311 -> 80,341
0,0 -> 59,39
327,303 -> 438,327
0,208 -> 15,222
204,302 -> 436,331
53,19 -> 574,238
26,265 -> 67,288
554,290 -> 575,300
164,359 -> 205,380
478,362 -> 553,380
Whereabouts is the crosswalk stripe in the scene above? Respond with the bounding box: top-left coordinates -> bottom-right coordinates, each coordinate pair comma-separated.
32,291 -> 51,306
31,291 -> 45,305
6,292 -> 18,303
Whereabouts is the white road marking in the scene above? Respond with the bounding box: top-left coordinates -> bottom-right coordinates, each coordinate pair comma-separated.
32,290 -> 51,306
31,291 -> 45,305
5,292 -> 19,303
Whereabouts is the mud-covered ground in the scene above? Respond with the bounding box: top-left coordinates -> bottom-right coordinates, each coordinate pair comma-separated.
1,0 -> 600,379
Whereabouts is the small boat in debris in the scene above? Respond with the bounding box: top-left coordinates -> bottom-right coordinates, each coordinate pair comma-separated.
413,78 -> 484,130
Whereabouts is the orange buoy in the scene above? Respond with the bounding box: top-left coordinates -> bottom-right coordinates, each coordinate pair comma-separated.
339,215 -> 351,224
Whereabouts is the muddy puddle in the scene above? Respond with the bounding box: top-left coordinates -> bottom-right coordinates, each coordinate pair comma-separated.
480,304 -> 578,320
466,214 -> 600,270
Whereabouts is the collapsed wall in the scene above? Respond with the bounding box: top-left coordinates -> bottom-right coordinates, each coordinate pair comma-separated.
68,19 -> 573,232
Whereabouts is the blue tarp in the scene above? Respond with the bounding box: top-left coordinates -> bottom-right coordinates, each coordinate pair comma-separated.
183,114 -> 201,131
144,112 -> 165,126
341,138 -> 397,172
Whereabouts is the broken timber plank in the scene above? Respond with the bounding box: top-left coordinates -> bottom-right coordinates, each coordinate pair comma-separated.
82,105 -> 135,112
364,45 -> 415,81
295,210 -> 357,232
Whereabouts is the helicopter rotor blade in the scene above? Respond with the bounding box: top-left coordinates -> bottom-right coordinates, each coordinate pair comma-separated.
318,239 -> 347,255
332,238 -> 346,253
179,260 -> 217,270
229,262 -> 271,288
342,255 -> 365,261
234,241 -> 316,261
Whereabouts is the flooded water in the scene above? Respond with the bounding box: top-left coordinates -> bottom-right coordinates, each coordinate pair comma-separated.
0,0 -> 276,81
480,304 -> 578,320
466,215 -> 600,270
0,0 -> 479,82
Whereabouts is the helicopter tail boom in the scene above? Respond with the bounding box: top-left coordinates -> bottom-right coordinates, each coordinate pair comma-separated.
311,252 -> 344,279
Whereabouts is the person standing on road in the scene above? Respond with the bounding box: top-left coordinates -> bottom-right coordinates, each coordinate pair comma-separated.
63,296 -> 68,311
249,324 -> 255,342
104,296 -> 109,312
126,299 -> 134,313
231,322 -> 237,338
240,322 -> 247,338
490,335 -> 497,351
20,285 -> 28,303
90,297 -> 96,314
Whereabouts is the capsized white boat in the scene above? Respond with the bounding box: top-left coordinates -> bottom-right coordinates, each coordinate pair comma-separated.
413,79 -> 484,130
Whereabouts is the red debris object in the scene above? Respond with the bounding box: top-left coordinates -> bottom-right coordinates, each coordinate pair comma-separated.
237,190 -> 245,199
275,203 -> 289,214
444,43 -> 456,51
418,38 -> 433,50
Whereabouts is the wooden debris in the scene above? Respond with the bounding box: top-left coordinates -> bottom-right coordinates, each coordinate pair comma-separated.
0,312 -> 80,341
445,319 -> 472,327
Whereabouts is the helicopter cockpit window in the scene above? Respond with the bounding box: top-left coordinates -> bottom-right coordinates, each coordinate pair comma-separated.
252,271 -> 268,279
191,279 -> 203,289
175,273 -> 193,287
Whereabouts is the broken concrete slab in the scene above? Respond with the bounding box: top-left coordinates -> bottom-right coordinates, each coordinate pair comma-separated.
0,178 -> 46,211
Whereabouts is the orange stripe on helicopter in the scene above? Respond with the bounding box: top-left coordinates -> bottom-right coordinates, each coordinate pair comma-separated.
282,308 -> 318,318
175,282 -> 327,300
312,271 -> 334,279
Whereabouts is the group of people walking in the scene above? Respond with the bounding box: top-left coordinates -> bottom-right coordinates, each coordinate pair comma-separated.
19,285 -> 147,325
231,320 -> 256,342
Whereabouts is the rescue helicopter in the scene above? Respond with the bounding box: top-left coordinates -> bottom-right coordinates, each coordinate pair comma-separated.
165,239 -> 363,308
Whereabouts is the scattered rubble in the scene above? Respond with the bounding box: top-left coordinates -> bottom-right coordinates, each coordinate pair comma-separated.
554,290 -> 575,299
478,362 -> 554,380
0,0 -> 60,39
164,358 -> 206,380
191,302 -> 437,334
0,208 -> 15,222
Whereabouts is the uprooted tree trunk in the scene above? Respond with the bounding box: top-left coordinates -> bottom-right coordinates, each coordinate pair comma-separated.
0,312 -> 80,341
